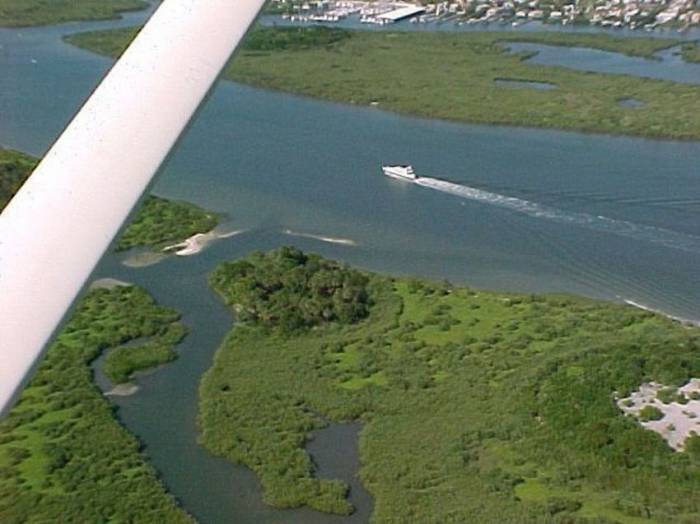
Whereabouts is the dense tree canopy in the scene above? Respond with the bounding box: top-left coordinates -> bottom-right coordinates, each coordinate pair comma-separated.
242,26 -> 351,51
210,246 -> 371,332
202,251 -> 700,522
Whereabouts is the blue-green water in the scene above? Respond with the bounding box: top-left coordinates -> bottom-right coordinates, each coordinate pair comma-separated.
507,42 -> 700,84
2,8 -> 700,523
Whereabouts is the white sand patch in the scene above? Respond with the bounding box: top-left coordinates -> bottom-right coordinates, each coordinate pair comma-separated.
104,383 -> 139,397
617,379 -> 700,450
89,278 -> 132,290
282,229 -> 357,246
162,228 -> 244,256
121,228 -> 244,266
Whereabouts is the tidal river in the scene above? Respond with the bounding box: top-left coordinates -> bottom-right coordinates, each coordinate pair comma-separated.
2,7 -> 700,523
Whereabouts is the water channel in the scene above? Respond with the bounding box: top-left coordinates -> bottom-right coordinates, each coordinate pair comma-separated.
2,6 -> 700,522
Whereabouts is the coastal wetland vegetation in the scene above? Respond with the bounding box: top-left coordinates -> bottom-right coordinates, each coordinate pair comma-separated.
0,149 -> 37,210
0,153 -> 195,521
115,195 -> 219,252
66,25 -> 700,140
0,148 -> 219,252
0,0 -> 147,27
102,321 -> 187,384
0,148 -> 202,429
200,247 -> 700,523
682,41 -> 700,62
3,9 -> 700,522
0,285 -> 191,523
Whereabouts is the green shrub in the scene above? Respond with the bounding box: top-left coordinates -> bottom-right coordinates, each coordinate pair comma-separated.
685,433 -> 700,460
546,497 -> 583,515
639,405 -> 664,422
657,387 -> 687,405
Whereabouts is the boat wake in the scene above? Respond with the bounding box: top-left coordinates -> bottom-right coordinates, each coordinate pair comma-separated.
414,177 -> 700,254
283,229 -> 357,246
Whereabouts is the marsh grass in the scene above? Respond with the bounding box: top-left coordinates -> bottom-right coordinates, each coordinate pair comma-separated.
0,0 -> 147,27
65,26 -> 700,140
200,249 -> 700,522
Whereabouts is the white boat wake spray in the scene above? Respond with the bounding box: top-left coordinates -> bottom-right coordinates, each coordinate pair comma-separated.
381,165 -> 700,254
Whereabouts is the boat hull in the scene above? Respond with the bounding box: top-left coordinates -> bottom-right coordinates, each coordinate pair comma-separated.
383,172 -> 416,181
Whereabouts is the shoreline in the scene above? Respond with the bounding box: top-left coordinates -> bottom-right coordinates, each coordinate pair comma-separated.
89,277 -> 132,290
200,248 -> 700,522
260,14 -> 700,41
5,11 -> 700,524
64,26 -> 700,142
229,75 -> 700,144
0,0 -> 152,29
623,299 -> 700,327
104,382 -> 139,397
162,228 -> 245,256
121,227 -> 245,267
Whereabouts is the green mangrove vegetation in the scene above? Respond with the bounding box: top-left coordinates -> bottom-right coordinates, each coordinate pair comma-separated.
0,153 -> 192,519
210,246 -> 371,331
0,285 -> 191,523
639,405 -> 665,422
243,24 -> 353,52
0,148 -> 219,252
116,195 -> 219,252
656,386 -> 689,405
682,42 -> 700,63
64,25 -> 141,58
102,307 -> 188,385
0,148 -> 37,210
65,26 -> 700,140
201,247 -> 700,523
0,0 -> 147,27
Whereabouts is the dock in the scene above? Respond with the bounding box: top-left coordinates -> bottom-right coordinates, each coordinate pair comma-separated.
377,5 -> 425,23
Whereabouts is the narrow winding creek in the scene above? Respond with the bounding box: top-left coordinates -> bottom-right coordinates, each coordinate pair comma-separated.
3,6 -> 700,522
95,232 -> 374,523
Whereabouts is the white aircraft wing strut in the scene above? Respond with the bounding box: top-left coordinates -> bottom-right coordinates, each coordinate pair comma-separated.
0,0 -> 265,416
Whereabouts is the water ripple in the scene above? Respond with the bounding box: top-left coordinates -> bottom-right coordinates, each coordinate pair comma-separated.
414,176 -> 700,254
